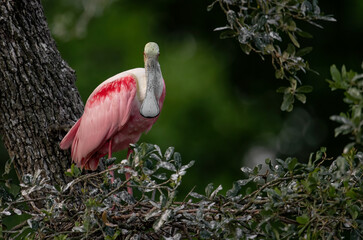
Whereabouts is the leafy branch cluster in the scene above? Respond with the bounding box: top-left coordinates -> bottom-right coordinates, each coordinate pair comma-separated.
1,143 -> 195,239
1,140 -> 363,239
209,0 -> 335,111
328,64 -> 363,151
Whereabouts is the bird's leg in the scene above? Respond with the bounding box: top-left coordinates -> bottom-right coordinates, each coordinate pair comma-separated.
108,140 -> 114,183
125,147 -> 133,195
108,140 -> 112,159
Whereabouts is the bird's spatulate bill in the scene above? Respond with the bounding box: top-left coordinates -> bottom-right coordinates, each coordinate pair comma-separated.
140,42 -> 161,118
140,91 -> 159,118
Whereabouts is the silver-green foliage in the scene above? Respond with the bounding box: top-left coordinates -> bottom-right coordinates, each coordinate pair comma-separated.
328,64 -> 363,152
1,142 -> 363,239
209,0 -> 335,111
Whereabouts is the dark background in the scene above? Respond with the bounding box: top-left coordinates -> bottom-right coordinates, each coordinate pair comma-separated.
1,0 -> 362,194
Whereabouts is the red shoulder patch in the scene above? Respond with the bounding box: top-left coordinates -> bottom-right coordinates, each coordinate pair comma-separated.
88,75 -> 136,106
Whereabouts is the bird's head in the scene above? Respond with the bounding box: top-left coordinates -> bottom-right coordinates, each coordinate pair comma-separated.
144,42 -> 160,58
140,42 -> 163,118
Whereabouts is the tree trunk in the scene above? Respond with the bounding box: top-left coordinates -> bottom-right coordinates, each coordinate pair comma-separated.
0,0 -> 84,187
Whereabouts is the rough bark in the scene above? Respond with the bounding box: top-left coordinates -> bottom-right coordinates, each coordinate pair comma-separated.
0,0 -> 84,187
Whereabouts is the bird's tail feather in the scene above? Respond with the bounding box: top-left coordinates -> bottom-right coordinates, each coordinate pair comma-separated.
59,118 -> 82,150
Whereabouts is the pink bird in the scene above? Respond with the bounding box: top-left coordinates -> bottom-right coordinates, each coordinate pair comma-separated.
60,42 -> 165,173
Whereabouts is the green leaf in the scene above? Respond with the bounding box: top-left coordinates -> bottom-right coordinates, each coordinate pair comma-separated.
71,164 -> 81,177
253,164 -> 262,175
276,86 -> 287,93
274,187 -> 282,196
287,19 -> 297,31
296,47 -> 313,57
346,189 -> 357,199
54,235 -> 68,240
348,204 -> 360,220
314,147 -> 327,162
341,65 -> 347,79
328,185 -> 336,197
260,209 -> 273,217
226,181 -> 242,198
205,183 -> 214,197
346,87 -> 362,101
264,44 -> 275,53
343,142 -> 355,153
190,192 -> 205,199
173,152 -> 182,169
2,157 -> 14,177
219,29 -> 237,39
275,69 -> 284,79
288,32 -> 300,48
296,214 -> 309,225
330,115 -> 352,125
285,43 -> 295,55
319,146 -> 327,153
281,93 -> 294,112
210,184 -> 223,199
207,0 -> 217,11
318,15 -> 336,22
153,209 -> 172,231
240,44 -> 252,55
287,158 -> 298,171
159,193 -> 167,208
200,229 -> 212,239
296,30 -> 313,39
66,164 -> 80,177
295,93 -> 306,104
330,64 -> 341,82
296,85 -> 313,93
289,78 -> 297,90
164,147 -> 175,161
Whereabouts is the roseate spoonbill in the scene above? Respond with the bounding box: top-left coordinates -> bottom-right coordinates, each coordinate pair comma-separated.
60,42 -> 165,174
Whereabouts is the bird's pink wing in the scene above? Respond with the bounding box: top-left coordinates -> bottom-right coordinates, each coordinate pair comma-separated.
71,75 -> 137,168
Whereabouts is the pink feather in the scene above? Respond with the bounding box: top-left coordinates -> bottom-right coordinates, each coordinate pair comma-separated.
60,71 -> 165,170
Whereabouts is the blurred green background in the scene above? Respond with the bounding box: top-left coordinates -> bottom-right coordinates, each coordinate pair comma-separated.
1,0 -> 363,194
